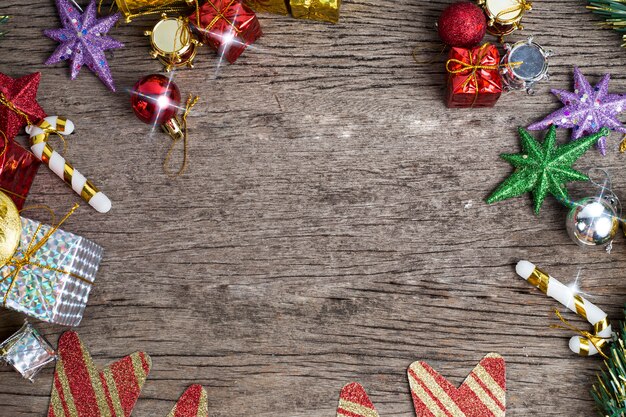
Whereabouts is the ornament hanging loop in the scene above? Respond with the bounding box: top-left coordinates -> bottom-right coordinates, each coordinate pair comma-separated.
163,94 -> 198,177
587,168 -> 622,215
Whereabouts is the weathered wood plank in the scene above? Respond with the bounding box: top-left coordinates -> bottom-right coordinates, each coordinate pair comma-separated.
1,0 -> 626,416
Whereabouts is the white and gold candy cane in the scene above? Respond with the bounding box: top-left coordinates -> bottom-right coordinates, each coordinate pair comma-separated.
25,116 -> 111,213
516,260 -> 611,357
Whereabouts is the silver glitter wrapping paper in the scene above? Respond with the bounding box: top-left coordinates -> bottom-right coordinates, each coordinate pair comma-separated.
0,321 -> 56,381
0,217 -> 104,326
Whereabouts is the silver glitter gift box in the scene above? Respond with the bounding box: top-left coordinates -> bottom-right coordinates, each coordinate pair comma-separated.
0,217 -> 103,326
0,321 -> 56,381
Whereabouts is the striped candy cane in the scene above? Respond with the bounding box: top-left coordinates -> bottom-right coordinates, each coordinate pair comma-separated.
516,260 -> 612,357
25,116 -> 111,213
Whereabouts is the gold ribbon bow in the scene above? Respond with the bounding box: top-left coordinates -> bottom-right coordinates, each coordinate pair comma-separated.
0,204 -> 92,308
445,44 -> 498,107
551,309 -> 611,359
163,94 -> 199,177
494,0 -> 532,26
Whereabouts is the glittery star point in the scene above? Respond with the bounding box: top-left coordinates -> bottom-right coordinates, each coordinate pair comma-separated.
44,0 -> 124,91
0,71 -> 47,140
486,126 -> 607,214
527,67 -> 626,155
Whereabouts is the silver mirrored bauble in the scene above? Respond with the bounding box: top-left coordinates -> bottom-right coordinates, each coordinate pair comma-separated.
566,197 -> 619,248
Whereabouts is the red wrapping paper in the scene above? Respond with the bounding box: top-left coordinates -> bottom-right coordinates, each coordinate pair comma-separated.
0,136 -> 40,210
189,0 -> 262,64
446,44 -> 502,108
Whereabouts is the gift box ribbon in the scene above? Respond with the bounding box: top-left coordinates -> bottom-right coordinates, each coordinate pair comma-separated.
445,44 -> 499,107
446,44 -> 519,107
197,0 -> 243,35
0,204 -> 92,307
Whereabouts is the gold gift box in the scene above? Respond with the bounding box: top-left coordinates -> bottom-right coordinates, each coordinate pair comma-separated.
244,0 -> 289,15
115,0 -> 194,22
290,0 -> 340,23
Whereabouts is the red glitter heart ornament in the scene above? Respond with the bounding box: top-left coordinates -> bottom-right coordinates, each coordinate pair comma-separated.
337,382 -> 380,417
48,332 -> 152,417
166,385 -> 208,417
336,353 -> 506,417
0,72 -> 47,141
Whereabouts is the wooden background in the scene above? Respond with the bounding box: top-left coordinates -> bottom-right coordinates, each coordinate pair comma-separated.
1,0 -> 626,415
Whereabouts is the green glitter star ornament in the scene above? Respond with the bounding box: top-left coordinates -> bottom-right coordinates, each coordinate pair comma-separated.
486,125 -> 609,214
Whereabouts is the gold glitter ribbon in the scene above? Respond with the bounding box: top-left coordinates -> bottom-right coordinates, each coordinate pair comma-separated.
526,266 -> 549,294
0,204 -> 92,308
163,94 -> 199,177
551,309 -> 610,359
493,0 -> 532,26
0,92 -> 32,126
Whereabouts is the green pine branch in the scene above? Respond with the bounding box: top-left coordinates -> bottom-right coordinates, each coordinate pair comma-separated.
587,1 -> 626,46
592,307 -> 626,417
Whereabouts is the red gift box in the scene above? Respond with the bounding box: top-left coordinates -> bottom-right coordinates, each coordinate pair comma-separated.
189,0 -> 262,64
0,136 -> 40,210
445,44 -> 502,108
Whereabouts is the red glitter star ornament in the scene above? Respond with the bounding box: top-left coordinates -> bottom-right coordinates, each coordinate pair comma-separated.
0,72 -> 47,141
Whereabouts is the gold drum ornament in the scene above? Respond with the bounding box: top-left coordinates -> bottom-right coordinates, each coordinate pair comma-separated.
477,0 -> 531,40
145,15 -> 200,72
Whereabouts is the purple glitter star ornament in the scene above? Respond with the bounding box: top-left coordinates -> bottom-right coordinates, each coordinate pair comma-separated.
44,0 -> 124,91
527,67 -> 626,156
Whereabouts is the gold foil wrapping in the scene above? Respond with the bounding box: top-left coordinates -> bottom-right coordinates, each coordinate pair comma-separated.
290,0 -> 340,23
0,191 -> 21,269
244,0 -> 288,15
527,267 -> 549,294
115,0 -> 194,22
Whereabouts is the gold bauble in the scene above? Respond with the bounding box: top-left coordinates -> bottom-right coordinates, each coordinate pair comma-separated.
0,191 -> 21,268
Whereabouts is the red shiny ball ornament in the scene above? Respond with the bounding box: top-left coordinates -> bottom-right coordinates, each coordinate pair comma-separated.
437,2 -> 486,48
130,74 -> 181,125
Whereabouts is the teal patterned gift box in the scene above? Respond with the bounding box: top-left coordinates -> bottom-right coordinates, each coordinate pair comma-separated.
0,216 -> 103,326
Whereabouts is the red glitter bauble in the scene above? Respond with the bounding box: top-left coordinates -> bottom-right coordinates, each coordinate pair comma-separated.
437,2 -> 487,48
130,74 -> 181,125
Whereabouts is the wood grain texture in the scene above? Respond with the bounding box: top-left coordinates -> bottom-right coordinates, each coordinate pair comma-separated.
1,0 -> 625,416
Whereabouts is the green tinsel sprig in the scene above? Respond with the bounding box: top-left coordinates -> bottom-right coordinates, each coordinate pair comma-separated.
592,307 -> 626,417
588,1 -> 626,46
